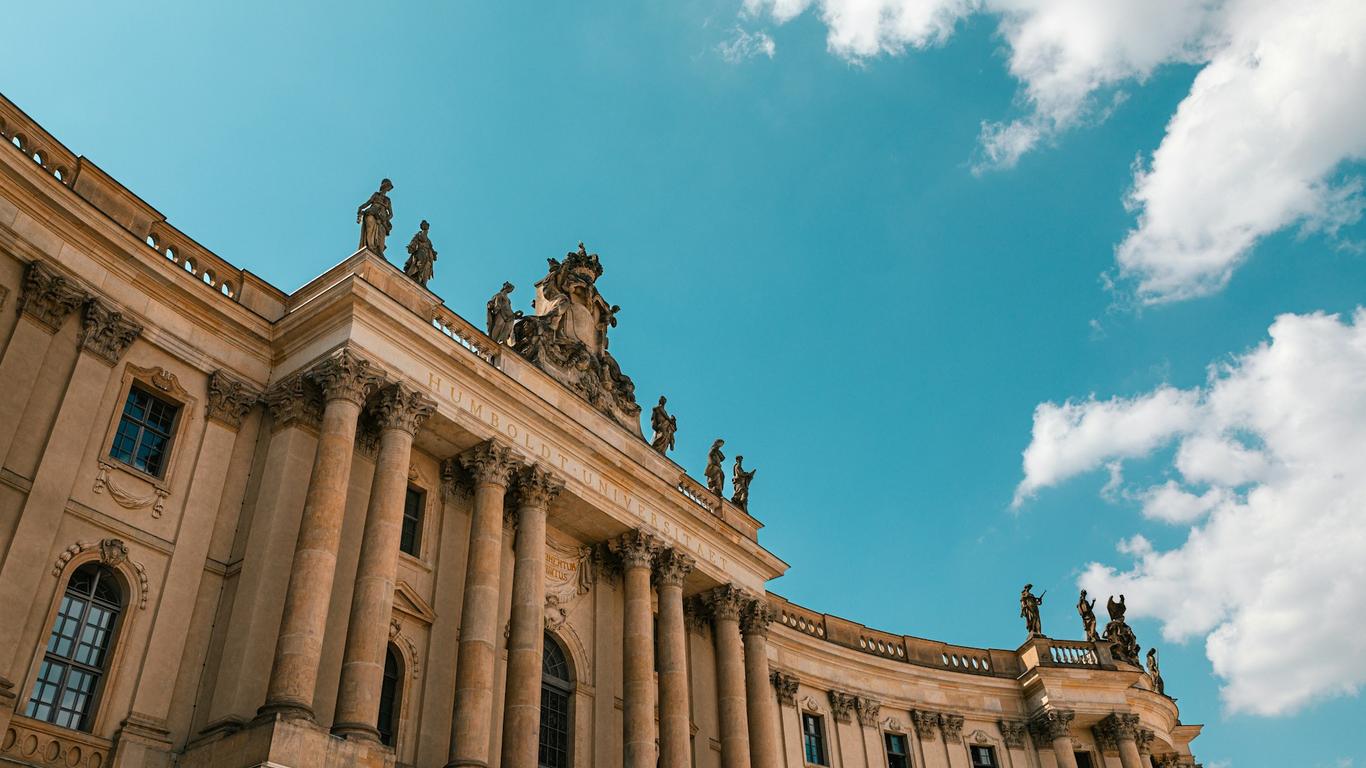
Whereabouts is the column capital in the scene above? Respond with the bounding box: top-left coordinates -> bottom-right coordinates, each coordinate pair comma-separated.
911,710 -> 941,740
854,697 -> 882,728
372,382 -> 436,435
1095,712 -> 1140,751
513,463 -> 565,509
703,583 -> 749,622
459,439 -> 522,487
998,720 -> 1028,749
740,598 -> 774,637
769,670 -> 798,706
1029,709 -> 1075,742
308,347 -> 386,405
18,261 -> 86,332
610,529 -> 660,570
80,298 -> 142,365
264,372 -> 324,432
1136,728 -> 1156,755
206,370 -> 261,429
653,548 -> 695,588
941,713 -> 965,742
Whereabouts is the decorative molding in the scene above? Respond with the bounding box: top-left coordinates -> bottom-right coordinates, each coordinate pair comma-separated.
206,369 -> 260,429
854,697 -> 882,728
388,618 -> 421,680
827,691 -> 857,723
1029,709 -> 1076,742
307,347 -> 386,406
998,720 -> 1028,749
1136,728 -> 1156,755
18,260 -> 85,332
513,463 -> 564,510
392,581 -> 438,625
609,529 -> 659,570
911,710 -> 941,740
770,670 -> 799,706
703,583 -> 750,623
941,713 -> 965,742
969,730 -> 993,745
264,373 -> 324,432
128,364 -> 188,400
80,297 -> 142,365
440,455 -> 473,500
51,539 -> 149,609
1094,713 -> 1140,754
740,598 -> 775,637
94,461 -> 169,517
0,284 -> 9,312
799,695 -> 823,713
459,439 -> 522,487
653,548 -> 694,588
882,717 -> 905,734
371,381 -> 436,436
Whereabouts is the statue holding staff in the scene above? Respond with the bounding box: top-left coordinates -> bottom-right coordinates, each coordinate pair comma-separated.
1021,584 -> 1045,637
1078,589 -> 1099,641
731,455 -> 756,511
357,178 -> 394,255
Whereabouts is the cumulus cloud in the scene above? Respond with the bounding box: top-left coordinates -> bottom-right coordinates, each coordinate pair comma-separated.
719,26 -> 777,63
742,0 -> 1366,302
1015,309 -> 1366,715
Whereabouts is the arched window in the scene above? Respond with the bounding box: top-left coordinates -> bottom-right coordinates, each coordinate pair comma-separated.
377,644 -> 402,747
24,563 -> 122,731
539,634 -> 572,768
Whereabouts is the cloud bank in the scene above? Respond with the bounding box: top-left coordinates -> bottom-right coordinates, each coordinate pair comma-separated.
1014,310 -> 1366,715
742,0 -> 1366,303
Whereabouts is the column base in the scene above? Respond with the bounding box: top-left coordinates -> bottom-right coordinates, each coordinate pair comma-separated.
443,761 -> 490,768
181,712 -> 395,768
110,712 -> 174,768
331,721 -> 382,742
255,699 -> 316,723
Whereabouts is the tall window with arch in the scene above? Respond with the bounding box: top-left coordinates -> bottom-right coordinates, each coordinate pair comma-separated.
25,563 -> 123,732
539,634 -> 572,768
377,644 -> 402,747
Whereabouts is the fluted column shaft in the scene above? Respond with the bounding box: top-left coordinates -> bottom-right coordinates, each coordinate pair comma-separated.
333,384 -> 434,739
263,350 -> 381,719
656,550 -> 695,768
708,586 -> 752,768
500,466 -> 564,768
448,441 -> 521,767
615,531 -> 660,768
741,601 -> 781,768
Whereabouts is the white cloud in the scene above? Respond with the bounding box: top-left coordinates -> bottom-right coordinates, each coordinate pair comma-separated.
719,26 -> 777,63
743,0 -> 1366,302
1016,309 -> 1366,715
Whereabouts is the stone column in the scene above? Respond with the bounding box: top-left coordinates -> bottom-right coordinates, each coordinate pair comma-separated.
741,599 -> 781,768
912,711 -> 946,768
332,384 -> 435,740
0,262 -> 85,464
613,530 -> 660,768
706,585 -> 752,768
261,348 -> 384,720
447,440 -> 521,768
499,464 -> 565,768
770,671 -> 802,768
941,714 -> 967,768
997,721 -> 1030,768
1096,713 -> 1144,768
1030,710 -> 1078,768
655,549 -> 695,768
1136,728 -> 1156,768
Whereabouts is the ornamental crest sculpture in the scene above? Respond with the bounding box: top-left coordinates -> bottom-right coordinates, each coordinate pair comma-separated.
1102,594 -> 1142,666
512,243 -> 642,435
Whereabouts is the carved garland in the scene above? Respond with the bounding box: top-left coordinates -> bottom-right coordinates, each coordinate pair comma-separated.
51,539 -> 149,609
94,461 -> 169,518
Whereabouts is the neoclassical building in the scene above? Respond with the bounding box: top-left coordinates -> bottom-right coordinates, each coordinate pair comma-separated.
0,92 -> 1202,768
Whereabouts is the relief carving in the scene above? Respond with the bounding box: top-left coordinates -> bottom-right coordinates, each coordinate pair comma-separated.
94,461 -> 169,517
388,618 -> 421,679
703,584 -> 749,623
51,539 -> 149,609
1029,709 -> 1075,742
459,439 -> 522,487
911,710 -> 941,739
854,697 -> 882,728
941,713 -> 965,742
653,548 -> 695,588
264,373 -> 324,432
206,370 -> 261,429
17,261 -> 86,332
371,382 -> 436,436
609,529 -> 660,570
998,720 -> 1028,749
739,598 -> 774,637
308,347 -> 386,406
80,298 -> 142,365
513,463 -> 565,510
769,671 -> 799,706
827,691 -> 857,723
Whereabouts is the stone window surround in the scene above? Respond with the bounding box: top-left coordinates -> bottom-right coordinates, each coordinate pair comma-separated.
99,364 -> 196,492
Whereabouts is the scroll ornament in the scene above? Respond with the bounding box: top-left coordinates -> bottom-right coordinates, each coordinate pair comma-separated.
94,461 -> 169,518
51,538 -> 149,609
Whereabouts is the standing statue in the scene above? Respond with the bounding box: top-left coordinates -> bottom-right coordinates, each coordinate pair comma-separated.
704,439 -> 726,496
357,178 -> 395,255
1147,648 -> 1165,695
1020,584 -> 1045,637
731,455 -> 757,511
403,220 -> 437,286
486,282 -> 522,345
1078,589 -> 1099,642
1102,594 -> 1142,665
650,396 -> 677,454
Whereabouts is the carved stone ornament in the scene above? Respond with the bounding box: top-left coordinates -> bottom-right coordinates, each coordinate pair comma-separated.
545,534 -> 594,612
683,595 -> 710,634
740,598 -> 774,637
308,348 -> 386,406
51,539 -> 149,609
941,713 -> 965,742
1092,725 -> 1118,754
1094,712 -> 1140,752
357,178 -> 394,256
827,691 -> 857,723
1136,728 -> 1156,755
854,697 -> 882,728
969,730 -> 992,745
80,298 -> 142,365
610,530 -> 659,570
882,717 -> 905,734
544,594 -> 569,631
94,461 -> 169,517
653,548 -> 695,588
388,618 -> 421,679
206,370 -> 261,429
1103,594 -> 1142,665
770,670 -> 799,706
799,695 -> 823,713
441,455 -> 473,500
1029,709 -> 1076,742
998,720 -> 1028,749
514,463 -> 565,510
372,382 -> 436,436
264,373 -> 324,431
18,261 -> 86,332
459,439 -> 522,487
703,584 -> 749,623
911,710 -> 941,739
1154,755 -> 1185,768
511,243 -> 642,436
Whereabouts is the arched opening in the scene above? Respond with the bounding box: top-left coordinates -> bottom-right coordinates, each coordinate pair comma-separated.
24,563 -> 123,732
539,633 -> 573,768
377,643 -> 402,747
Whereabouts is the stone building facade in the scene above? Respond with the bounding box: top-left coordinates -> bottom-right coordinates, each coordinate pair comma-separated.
0,93 -> 1201,768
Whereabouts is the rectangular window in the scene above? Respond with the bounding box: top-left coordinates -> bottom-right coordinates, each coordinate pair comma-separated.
109,385 -> 178,477
1074,753 -> 1095,768
400,487 -> 424,557
970,745 -> 999,768
802,713 -> 828,766
885,732 -> 910,768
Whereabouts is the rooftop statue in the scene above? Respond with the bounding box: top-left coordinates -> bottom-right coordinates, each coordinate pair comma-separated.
731,455 -> 756,511
357,178 -> 394,256
1020,584 -> 1044,637
705,439 -> 726,496
1147,647 -> 1165,695
512,242 -> 643,435
1102,594 -> 1141,665
403,220 -> 437,287
486,281 -> 522,346
1078,589 -> 1100,642
650,396 -> 677,454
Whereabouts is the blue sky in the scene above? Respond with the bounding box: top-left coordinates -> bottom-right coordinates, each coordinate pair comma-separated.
8,1 -> 1365,765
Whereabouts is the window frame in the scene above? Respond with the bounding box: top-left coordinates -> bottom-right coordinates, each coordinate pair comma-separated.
884,731 -> 911,768
801,711 -> 829,766
399,485 -> 425,559
969,744 -> 999,768
377,643 -> 403,748
100,365 -> 193,488
540,633 -> 574,768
